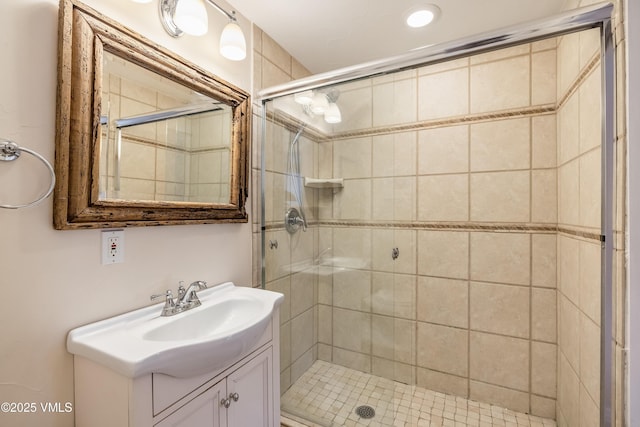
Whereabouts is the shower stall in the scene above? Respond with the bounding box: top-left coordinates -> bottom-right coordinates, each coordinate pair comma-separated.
257,3 -> 623,426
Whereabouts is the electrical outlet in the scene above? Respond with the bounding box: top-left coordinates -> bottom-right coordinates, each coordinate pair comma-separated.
102,230 -> 125,265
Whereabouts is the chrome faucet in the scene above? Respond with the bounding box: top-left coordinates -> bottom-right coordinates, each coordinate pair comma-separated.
151,280 -> 208,316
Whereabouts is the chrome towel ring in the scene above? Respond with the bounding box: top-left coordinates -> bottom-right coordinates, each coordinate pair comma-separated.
0,138 -> 56,209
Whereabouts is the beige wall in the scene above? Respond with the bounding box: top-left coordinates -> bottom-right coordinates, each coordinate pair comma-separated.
0,1 -> 253,426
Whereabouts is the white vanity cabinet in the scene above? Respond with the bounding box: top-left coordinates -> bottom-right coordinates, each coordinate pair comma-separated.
72,309 -> 280,427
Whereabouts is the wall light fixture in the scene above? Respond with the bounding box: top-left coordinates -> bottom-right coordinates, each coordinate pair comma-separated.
159,0 -> 247,61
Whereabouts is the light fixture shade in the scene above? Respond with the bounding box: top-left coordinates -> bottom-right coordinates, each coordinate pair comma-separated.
174,0 -> 208,36
220,21 -> 247,60
324,102 -> 342,124
294,90 -> 314,105
310,93 -> 329,114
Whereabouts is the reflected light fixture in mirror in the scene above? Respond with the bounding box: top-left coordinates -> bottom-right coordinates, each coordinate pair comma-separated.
159,0 -> 247,61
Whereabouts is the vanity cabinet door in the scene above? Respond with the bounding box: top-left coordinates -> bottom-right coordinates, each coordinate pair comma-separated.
227,348 -> 273,427
155,380 -> 227,427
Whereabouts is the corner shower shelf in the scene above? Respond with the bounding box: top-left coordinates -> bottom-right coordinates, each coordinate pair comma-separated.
304,177 -> 344,189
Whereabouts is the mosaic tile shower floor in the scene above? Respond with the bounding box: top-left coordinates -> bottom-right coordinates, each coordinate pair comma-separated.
281,361 -> 556,427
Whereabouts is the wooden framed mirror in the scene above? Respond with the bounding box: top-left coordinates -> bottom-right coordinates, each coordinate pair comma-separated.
54,0 -> 250,229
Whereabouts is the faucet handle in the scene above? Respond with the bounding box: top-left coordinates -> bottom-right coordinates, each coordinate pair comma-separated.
150,290 -> 175,307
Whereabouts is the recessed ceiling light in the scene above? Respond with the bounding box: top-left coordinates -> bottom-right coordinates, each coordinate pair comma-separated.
406,5 -> 440,28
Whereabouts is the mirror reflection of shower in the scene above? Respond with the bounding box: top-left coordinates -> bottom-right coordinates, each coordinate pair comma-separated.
294,89 -> 341,123
285,127 -> 307,234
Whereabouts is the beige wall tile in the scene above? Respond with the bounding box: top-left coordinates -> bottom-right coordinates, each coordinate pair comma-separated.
580,384 -> 600,427
333,308 -> 371,353
332,227 -> 372,269
395,230 -> 418,274
470,332 -> 529,391
418,68 -> 469,120
470,118 -> 530,172
470,232 -> 530,286
532,341 -> 557,397
266,276 -> 291,324
333,137 -> 372,178
372,273 -> 416,319
558,93 -> 580,164
532,169 -> 558,223
580,240 -> 602,324
417,174 -> 469,222
418,57 -> 469,75
417,276 -> 468,328
332,87 -> 373,132
470,171 -> 530,222
318,304 -> 332,344
579,28 -> 601,70
394,177 -> 418,222
372,315 -> 394,360
291,57 -> 311,80
264,229 -> 291,282
291,309 -> 314,361
416,322 -> 468,376
371,178 -> 394,221
532,234 -> 557,288
372,358 -> 415,385
532,50 -> 557,105
532,288 -> 557,342
334,179 -> 372,220
261,33 -> 291,75
580,314 -> 601,403
418,125 -> 469,175
532,37 -> 557,52
469,381 -> 529,414
558,160 -> 580,226
470,44 -> 530,65
394,318 -> 416,365
332,347 -> 371,373
373,79 -> 418,126
280,321 -> 291,371
559,295 -> 580,372
262,59 -> 291,89
558,352 -> 580,427
417,231 -> 469,279
531,395 -> 556,419
317,343 -> 332,362
579,149 -> 602,228
333,268 -> 371,311
579,65 -> 602,154
559,235 -> 580,304
470,56 -> 530,113
557,32 -> 581,99
372,132 -> 417,177
417,368 -> 468,397
291,271 -> 315,318
470,282 -> 530,338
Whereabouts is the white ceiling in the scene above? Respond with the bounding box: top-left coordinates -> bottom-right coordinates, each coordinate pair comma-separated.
226,0 -> 569,74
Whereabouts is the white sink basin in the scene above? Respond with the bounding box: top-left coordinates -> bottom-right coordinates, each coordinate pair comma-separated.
67,282 -> 284,378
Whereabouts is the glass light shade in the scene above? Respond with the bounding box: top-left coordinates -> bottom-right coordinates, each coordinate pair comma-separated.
174,0 -> 208,36
310,93 -> 329,114
324,102 -> 342,124
294,90 -> 314,105
220,21 -> 247,60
